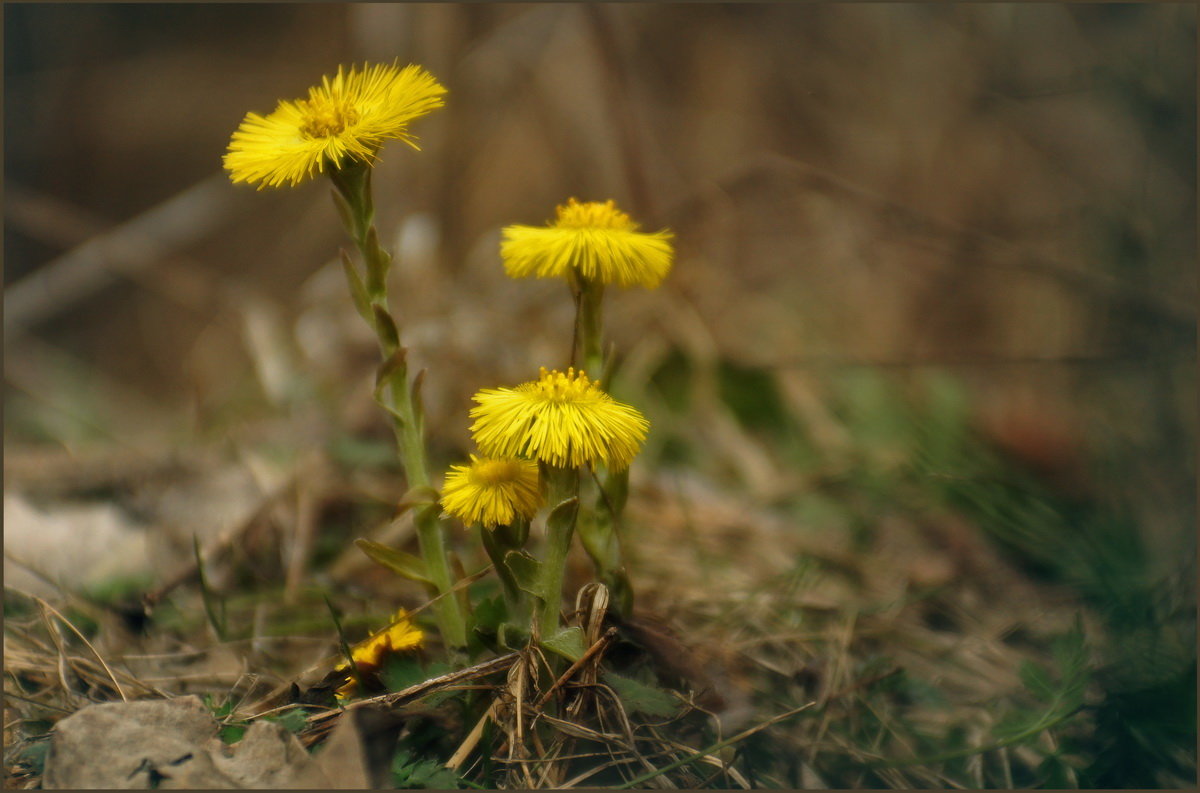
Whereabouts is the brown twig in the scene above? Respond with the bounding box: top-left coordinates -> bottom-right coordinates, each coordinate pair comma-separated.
306,652 -> 520,727
534,627 -> 618,709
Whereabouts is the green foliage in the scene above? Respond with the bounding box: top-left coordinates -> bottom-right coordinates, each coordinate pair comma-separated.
503,550 -> 543,598
328,433 -> 399,470
218,724 -> 247,744
392,747 -> 460,789
202,692 -> 237,720
603,671 -> 682,718
469,594 -> 506,638
717,360 -> 789,432
994,625 -> 1090,744
647,347 -> 693,414
13,740 -> 49,776
381,654 -> 429,692
542,626 -> 587,662
264,708 -> 308,734
193,534 -> 229,641
355,538 -> 434,588
1081,660 -> 1197,788
82,572 -> 156,607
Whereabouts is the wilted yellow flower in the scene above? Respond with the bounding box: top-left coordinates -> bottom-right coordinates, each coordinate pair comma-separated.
224,62 -> 446,189
470,367 -> 649,470
441,455 -> 543,529
335,609 -> 424,700
500,198 -> 674,289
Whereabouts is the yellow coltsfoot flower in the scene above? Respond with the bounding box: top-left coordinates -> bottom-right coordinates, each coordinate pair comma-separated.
441,455 -> 543,529
224,62 -> 446,189
335,608 -> 424,700
469,367 -> 649,470
501,198 -> 674,289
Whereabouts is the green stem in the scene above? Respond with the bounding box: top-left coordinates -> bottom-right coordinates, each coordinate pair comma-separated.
573,272 -> 606,383
538,466 -> 580,639
329,161 -> 467,650
479,523 -> 523,616
569,270 -> 634,614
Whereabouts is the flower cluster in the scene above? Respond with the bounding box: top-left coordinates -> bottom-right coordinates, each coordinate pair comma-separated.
226,61 -> 674,666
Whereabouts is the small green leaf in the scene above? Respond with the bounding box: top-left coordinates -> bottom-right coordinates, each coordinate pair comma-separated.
194,535 -> 227,642
503,550 -> 544,598
497,621 -> 530,651
1019,660 -> 1057,702
546,495 -> 580,535
340,250 -> 372,321
372,305 -> 400,352
604,671 -> 682,718
382,654 -> 427,693
410,368 -> 427,431
264,708 -> 308,734
364,226 -> 392,297
15,740 -> 49,775
355,539 -> 434,587
392,747 -> 460,789
375,347 -> 408,391
471,595 -> 507,635
396,485 -> 440,517
601,466 -> 629,516
219,724 -> 247,744
542,626 -> 587,662
329,187 -> 357,236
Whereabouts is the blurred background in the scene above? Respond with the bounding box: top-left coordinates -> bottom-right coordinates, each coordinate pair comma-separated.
4,4 -> 1196,788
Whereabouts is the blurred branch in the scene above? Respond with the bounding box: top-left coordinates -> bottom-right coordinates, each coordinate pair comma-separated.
584,4 -> 655,219
770,350 -> 1193,370
669,152 -> 1195,335
4,173 -> 244,340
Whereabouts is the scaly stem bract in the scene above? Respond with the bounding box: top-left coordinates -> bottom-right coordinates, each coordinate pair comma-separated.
329,161 -> 468,651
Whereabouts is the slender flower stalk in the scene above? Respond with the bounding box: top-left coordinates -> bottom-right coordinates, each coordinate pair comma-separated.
330,162 -> 467,651
538,465 -> 581,639
224,63 -> 466,651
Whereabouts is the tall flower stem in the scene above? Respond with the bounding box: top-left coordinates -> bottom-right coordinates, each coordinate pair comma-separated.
569,271 -> 635,615
479,520 -> 527,618
538,465 -> 581,639
329,161 -> 468,651
572,272 -> 606,383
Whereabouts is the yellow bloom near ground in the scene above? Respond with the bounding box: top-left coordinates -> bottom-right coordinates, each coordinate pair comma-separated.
335,608 -> 424,700
469,367 -> 649,470
224,62 -> 446,189
441,455 -> 543,528
501,198 -> 674,288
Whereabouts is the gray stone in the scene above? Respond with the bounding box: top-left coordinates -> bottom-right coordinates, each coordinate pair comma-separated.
42,696 -> 370,789
43,696 -> 229,789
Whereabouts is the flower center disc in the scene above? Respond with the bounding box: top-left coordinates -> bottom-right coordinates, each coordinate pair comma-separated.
300,100 -> 360,138
535,368 -> 597,403
554,199 -> 633,230
471,459 -> 525,486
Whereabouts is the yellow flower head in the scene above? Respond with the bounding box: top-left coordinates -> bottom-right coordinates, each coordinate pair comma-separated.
500,198 -> 674,289
224,62 -> 446,189
441,455 -> 543,528
335,609 -> 424,700
469,367 -> 649,470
